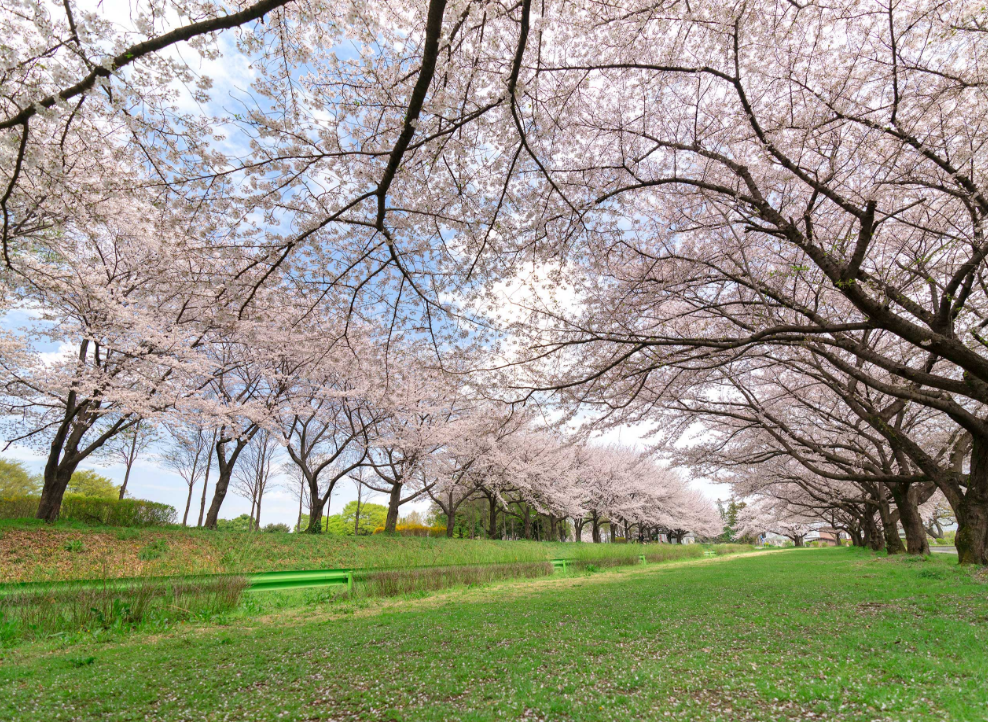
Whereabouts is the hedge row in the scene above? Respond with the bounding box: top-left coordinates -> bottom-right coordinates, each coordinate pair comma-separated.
0,495 -> 176,527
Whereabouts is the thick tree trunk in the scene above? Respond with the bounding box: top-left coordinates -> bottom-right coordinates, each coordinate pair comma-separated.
445,506 -> 456,537
204,430 -> 256,530
878,497 -> 905,555
522,507 -> 532,540
861,510 -> 883,551
591,514 -> 601,543
306,494 -> 327,534
888,484 -> 931,555
574,518 -> 585,542
549,515 -> 557,541
204,465 -> 233,529
487,495 -> 498,539
384,483 -> 401,533
36,462 -> 79,523
955,436 -> 988,565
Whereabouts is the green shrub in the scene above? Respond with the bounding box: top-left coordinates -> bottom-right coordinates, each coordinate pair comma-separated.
216,515 -> 252,532
66,470 -> 119,499
63,540 -> 85,553
261,523 -> 290,533
0,495 -> 175,527
0,496 -> 37,519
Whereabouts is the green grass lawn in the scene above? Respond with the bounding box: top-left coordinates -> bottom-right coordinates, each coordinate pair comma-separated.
1,548 -> 986,721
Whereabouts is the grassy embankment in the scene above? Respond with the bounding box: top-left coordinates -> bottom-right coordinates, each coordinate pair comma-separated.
0,518 -> 746,583
1,548 -> 985,721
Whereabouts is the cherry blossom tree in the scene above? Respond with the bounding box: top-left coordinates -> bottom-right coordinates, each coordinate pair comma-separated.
479,0 -> 988,564
276,353 -> 381,533
736,498 -> 816,548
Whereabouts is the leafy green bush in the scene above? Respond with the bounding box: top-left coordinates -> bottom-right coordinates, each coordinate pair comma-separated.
0,496 -> 36,519
216,515 -> 252,532
67,470 -> 119,499
262,523 -> 290,533
316,501 -> 388,535
0,495 -> 175,527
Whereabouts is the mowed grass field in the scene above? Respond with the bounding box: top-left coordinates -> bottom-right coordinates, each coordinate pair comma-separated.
2,548 -> 986,721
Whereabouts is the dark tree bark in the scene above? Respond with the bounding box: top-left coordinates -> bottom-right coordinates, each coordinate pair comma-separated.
36,463 -> 78,523
487,494 -> 499,539
888,483 -> 933,555
955,437 -> 988,565
204,428 -> 256,529
877,495 -> 905,555
384,482 -> 402,533
35,384 -> 133,522
591,512 -> 602,543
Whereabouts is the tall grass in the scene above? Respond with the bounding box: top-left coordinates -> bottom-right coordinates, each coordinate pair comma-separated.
360,562 -> 554,597
644,545 -> 705,563
0,574 -> 247,644
708,543 -> 756,556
